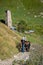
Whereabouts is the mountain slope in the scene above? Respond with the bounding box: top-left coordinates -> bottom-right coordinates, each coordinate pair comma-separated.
0,22 -> 21,60
0,0 -> 43,23
0,0 -> 43,37
0,0 -> 43,60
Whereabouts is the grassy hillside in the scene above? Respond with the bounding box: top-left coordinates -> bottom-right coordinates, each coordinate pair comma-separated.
0,0 -> 43,59
0,22 -> 21,60
0,22 -> 43,60
0,1 -> 43,40
0,0 -> 43,23
0,0 -> 43,34
21,0 -> 43,11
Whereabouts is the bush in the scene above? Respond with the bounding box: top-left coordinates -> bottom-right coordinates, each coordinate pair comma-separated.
17,20 -> 27,32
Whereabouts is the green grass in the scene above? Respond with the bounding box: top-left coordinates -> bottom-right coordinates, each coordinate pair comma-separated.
21,0 -> 43,11
0,0 -> 43,24
15,31 -> 43,45
0,0 -> 43,60
0,0 -> 42,35
26,34 -> 43,45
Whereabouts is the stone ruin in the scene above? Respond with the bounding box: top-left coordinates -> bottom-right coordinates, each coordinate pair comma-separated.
5,10 -> 12,28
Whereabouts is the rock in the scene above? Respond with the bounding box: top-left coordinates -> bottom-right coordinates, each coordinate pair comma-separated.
5,10 -> 12,28
14,52 -> 30,61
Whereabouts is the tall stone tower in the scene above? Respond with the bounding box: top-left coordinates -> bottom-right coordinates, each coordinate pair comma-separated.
5,10 -> 12,28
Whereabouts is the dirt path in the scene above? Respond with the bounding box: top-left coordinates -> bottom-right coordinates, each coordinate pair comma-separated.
0,52 -> 30,65
0,44 -> 43,65
14,52 -> 30,61
0,58 -> 13,65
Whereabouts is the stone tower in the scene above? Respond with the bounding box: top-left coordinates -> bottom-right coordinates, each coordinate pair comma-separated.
5,10 -> 12,28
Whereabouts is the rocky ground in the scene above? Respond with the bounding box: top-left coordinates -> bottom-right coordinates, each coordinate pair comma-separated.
0,52 -> 30,65
0,44 -> 43,65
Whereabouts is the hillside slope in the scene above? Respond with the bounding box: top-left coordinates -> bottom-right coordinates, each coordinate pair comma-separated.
21,0 -> 43,11
0,0 -> 43,60
0,0 -> 43,24
0,0 -> 43,34
0,22 -> 21,60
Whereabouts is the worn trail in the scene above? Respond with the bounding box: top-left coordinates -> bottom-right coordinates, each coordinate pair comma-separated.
0,52 -> 30,65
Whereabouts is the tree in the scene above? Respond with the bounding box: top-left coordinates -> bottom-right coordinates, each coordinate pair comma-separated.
17,20 -> 27,32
